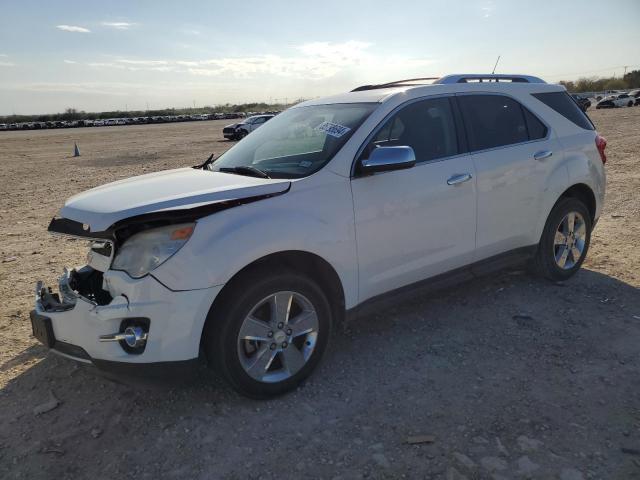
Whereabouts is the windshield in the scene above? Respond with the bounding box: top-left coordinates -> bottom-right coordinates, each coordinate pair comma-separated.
211,103 -> 377,178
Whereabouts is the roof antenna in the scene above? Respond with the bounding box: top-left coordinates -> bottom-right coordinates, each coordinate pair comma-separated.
491,55 -> 501,74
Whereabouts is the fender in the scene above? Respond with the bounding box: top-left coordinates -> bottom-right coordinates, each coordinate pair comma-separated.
533,131 -> 604,241
152,173 -> 359,308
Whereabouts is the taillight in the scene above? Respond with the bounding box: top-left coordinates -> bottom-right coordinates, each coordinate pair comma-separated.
595,134 -> 607,164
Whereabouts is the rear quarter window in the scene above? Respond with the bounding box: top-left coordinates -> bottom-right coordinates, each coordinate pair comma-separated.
532,92 -> 594,131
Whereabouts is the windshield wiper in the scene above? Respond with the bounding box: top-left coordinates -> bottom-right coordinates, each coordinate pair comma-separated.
193,153 -> 216,169
218,166 -> 270,179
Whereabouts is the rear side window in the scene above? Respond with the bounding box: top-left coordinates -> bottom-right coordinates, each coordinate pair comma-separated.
364,97 -> 459,162
532,92 -> 594,130
458,95 -> 528,151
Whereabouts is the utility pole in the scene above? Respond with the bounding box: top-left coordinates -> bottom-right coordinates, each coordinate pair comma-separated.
623,65 -> 628,77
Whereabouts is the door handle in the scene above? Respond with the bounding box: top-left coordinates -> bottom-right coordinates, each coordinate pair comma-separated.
447,173 -> 473,186
534,150 -> 553,161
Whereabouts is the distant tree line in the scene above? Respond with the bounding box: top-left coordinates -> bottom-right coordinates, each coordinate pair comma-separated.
0,100 -> 305,124
559,69 -> 640,93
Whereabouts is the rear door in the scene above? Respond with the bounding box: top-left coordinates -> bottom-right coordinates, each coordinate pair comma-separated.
351,96 -> 477,302
457,93 -> 558,260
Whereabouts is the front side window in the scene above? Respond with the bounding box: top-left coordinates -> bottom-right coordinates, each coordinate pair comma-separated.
212,103 -> 376,178
362,97 -> 459,162
458,95 -> 529,151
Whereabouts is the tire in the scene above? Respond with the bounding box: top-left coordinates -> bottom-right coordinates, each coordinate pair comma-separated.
532,197 -> 592,281
203,270 -> 332,398
628,101 -> 633,107
236,129 -> 248,140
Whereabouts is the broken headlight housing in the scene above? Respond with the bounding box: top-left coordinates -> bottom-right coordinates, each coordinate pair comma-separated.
111,223 -> 195,278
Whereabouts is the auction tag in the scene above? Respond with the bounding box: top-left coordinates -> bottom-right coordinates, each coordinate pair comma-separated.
315,121 -> 351,138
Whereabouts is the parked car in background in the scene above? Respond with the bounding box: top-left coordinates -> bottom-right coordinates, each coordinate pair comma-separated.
32,73 -> 606,398
0,123 -> 7,131
596,93 -> 634,108
571,94 -> 591,112
628,89 -> 640,106
223,114 -> 274,140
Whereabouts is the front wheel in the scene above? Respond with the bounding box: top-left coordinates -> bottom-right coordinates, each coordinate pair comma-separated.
532,198 -> 592,281
204,271 -> 332,398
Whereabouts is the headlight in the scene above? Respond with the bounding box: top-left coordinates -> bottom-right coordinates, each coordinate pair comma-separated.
111,223 -> 195,278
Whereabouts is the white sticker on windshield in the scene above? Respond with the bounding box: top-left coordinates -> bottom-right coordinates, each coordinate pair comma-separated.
315,121 -> 351,138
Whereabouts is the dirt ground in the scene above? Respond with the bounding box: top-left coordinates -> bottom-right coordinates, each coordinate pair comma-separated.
0,109 -> 639,480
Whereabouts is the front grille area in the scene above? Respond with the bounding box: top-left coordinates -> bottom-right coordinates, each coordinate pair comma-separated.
90,240 -> 112,257
223,127 -> 235,134
69,267 -> 113,305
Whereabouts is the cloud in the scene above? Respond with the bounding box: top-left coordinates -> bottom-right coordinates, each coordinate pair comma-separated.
56,25 -> 91,33
88,62 -> 126,69
102,21 -> 137,30
72,42 -> 434,81
184,41 -> 432,80
0,61 -> 15,67
117,59 -> 169,66
0,54 -> 8,57
64,59 -> 78,64
481,1 -> 495,18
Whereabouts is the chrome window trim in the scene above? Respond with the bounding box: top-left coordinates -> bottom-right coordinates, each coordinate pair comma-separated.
351,93 -> 463,177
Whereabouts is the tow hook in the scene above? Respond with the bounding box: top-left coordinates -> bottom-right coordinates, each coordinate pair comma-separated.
99,326 -> 147,348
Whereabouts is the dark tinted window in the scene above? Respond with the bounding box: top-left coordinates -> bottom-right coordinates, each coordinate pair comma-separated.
523,108 -> 547,140
458,95 -> 528,151
365,97 -> 459,162
532,92 -> 594,130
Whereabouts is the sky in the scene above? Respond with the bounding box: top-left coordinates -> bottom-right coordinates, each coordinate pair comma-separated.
0,0 -> 639,115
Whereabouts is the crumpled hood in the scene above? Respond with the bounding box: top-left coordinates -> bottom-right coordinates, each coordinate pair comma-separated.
59,168 -> 290,231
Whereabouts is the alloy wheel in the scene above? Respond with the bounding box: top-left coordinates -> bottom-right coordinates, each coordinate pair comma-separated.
553,211 -> 587,270
237,291 -> 319,383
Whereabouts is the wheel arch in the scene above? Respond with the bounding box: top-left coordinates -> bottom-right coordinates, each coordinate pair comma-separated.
200,250 -> 346,350
558,183 -> 596,222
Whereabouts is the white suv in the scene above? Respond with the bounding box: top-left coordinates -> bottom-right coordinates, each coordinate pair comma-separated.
31,74 -> 606,398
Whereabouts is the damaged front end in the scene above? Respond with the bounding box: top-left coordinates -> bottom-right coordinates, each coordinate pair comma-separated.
36,266 -> 112,313
31,168 -> 290,370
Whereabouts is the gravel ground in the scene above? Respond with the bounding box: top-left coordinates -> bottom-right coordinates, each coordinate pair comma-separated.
0,110 -> 639,479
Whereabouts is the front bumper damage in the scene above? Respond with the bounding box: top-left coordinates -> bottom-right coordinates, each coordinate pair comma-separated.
31,266 -> 222,377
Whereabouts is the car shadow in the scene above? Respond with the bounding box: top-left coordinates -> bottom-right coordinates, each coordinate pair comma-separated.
1,267 -> 639,478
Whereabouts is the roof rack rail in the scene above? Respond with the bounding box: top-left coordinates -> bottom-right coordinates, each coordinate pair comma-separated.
351,77 -> 441,92
434,74 -> 546,84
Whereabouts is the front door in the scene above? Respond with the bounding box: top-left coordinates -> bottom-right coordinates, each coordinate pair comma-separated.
351,96 -> 477,303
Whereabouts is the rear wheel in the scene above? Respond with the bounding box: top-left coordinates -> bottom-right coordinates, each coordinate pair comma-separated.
204,271 -> 332,398
532,198 -> 592,281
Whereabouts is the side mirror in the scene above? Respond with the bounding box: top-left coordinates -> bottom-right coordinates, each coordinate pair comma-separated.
359,146 -> 416,174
